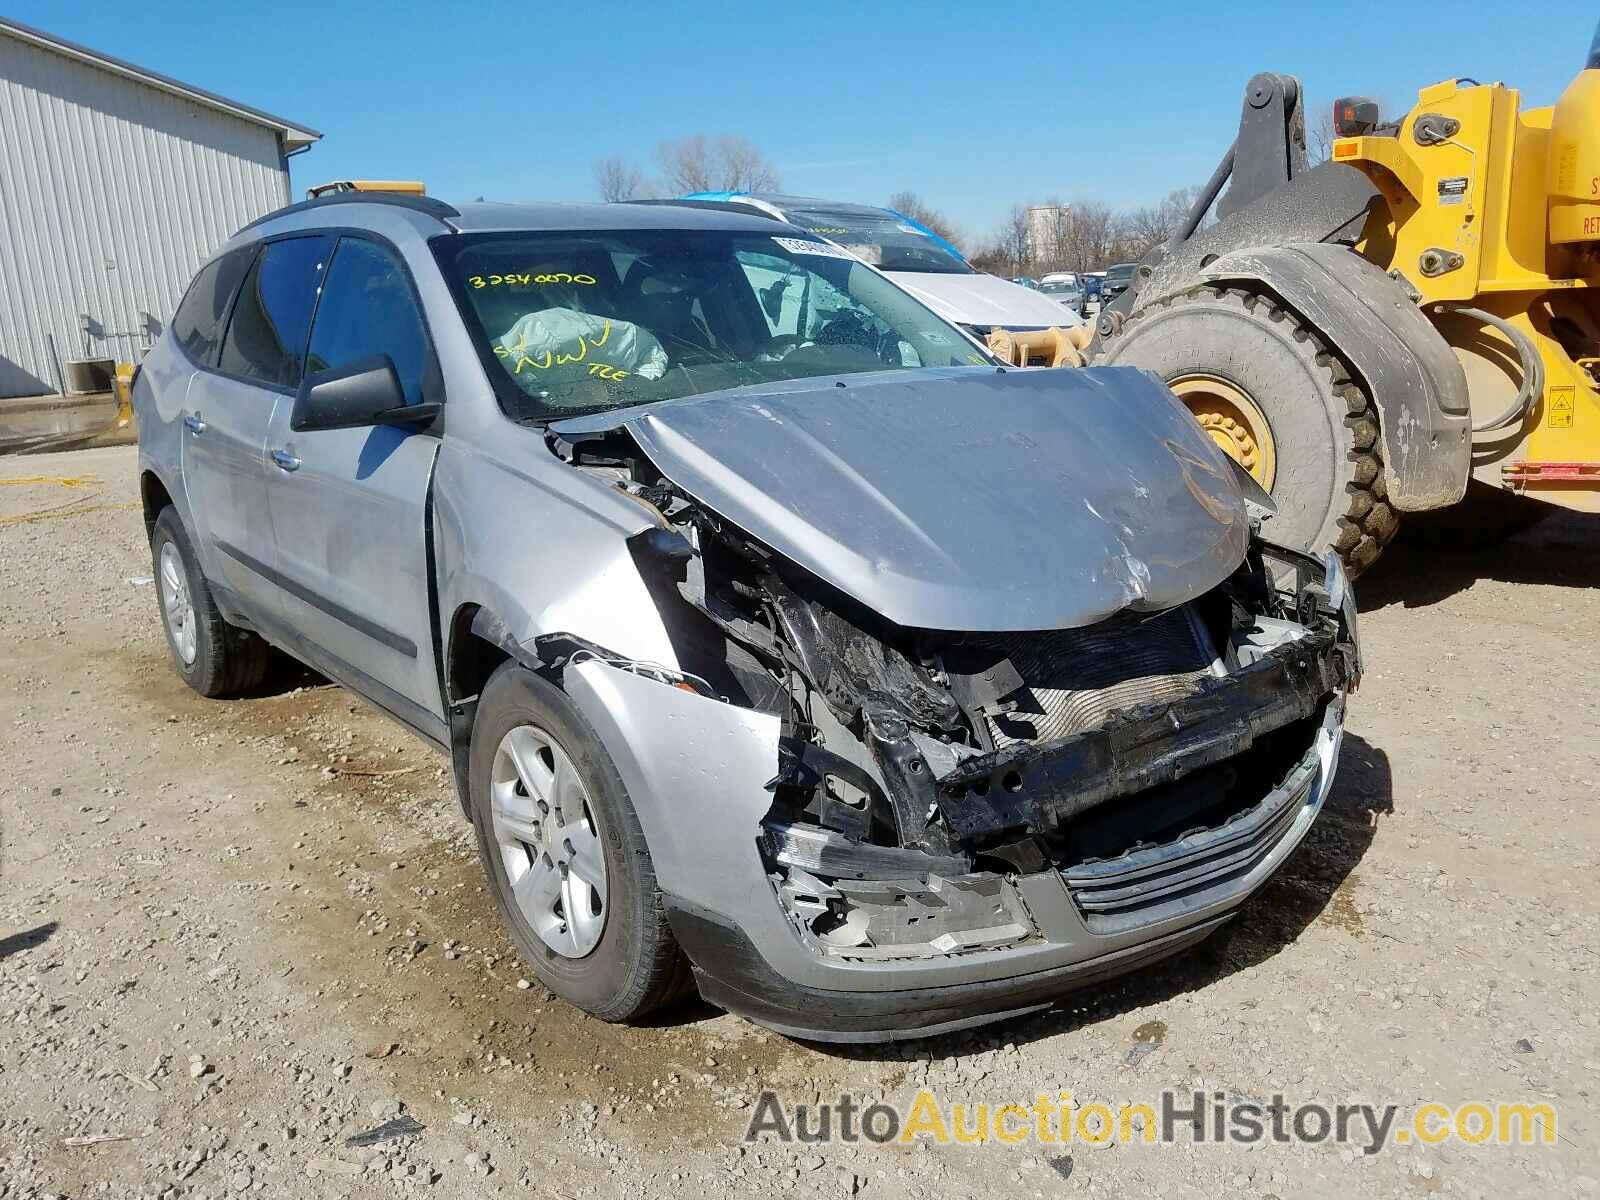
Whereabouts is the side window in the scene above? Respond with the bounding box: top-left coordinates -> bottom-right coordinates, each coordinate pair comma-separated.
734,250 -> 888,345
218,236 -> 333,388
170,248 -> 252,367
735,251 -> 804,337
305,238 -> 430,405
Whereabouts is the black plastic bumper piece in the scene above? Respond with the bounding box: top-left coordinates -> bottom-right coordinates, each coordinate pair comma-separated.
665,898 -> 1229,1043
934,626 -> 1345,844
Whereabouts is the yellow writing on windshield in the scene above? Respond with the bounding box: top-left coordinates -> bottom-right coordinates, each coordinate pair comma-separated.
495,320 -> 627,378
470,272 -> 598,289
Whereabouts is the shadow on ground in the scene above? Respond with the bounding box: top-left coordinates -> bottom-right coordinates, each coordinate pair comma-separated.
235,651 -> 329,699
1358,498 -> 1600,612
799,732 -> 1393,1061
0,920 -> 59,962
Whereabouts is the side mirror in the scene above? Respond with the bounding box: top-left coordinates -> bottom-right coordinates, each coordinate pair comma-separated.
290,355 -> 439,432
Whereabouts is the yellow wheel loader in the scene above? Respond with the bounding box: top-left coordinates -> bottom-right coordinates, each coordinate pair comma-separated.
1094,26 -> 1600,574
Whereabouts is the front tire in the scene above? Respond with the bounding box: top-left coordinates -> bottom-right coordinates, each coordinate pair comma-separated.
1100,285 -> 1399,575
150,507 -> 270,697
467,662 -> 688,1022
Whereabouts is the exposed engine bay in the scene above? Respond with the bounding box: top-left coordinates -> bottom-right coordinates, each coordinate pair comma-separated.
548,420 -> 1359,967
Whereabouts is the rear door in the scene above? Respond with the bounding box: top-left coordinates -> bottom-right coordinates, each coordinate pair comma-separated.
182,236 -> 331,624
262,234 -> 445,738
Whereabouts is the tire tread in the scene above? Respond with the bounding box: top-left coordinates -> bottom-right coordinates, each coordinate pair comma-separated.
1101,284 -> 1399,576
151,507 -> 271,698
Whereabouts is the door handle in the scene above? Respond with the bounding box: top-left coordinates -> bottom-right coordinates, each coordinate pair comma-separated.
182,412 -> 206,434
270,449 -> 301,472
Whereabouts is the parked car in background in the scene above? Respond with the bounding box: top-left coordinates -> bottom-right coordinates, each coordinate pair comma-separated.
1039,271 -> 1084,313
672,192 -> 1081,337
1011,276 -> 1041,290
1102,262 -> 1138,302
136,191 -> 1358,1042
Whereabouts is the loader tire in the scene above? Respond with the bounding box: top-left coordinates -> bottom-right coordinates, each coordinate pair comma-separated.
1098,285 -> 1398,576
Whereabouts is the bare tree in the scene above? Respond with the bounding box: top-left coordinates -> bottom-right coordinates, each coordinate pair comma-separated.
965,242 -> 1013,274
656,135 -> 780,194
1307,106 -> 1337,164
971,186 -> 1216,279
886,191 -> 962,248
996,204 -> 1033,277
1061,200 -> 1115,273
1117,205 -> 1171,260
594,155 -> 648,202
1116,186 -> 1203,259
713,136 -> 781,191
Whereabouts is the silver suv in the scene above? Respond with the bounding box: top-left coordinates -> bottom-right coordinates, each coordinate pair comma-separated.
136,193 -> 1359,1042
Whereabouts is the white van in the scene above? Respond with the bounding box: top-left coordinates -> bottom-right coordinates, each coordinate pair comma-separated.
677,192 -> 1081,336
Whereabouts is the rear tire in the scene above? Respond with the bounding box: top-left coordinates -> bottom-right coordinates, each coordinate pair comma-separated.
150,507 -> 270,698
1099,285 -> 1399,576
467,662 -> 690,1022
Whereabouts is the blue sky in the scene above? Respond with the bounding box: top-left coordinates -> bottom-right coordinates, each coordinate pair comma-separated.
12,1 -> 1598,243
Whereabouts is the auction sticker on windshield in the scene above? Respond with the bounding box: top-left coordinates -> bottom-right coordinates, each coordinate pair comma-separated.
771,236 -> 856,260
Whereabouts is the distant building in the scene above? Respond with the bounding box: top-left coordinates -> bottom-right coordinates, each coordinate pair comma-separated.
1026,203 -> 1071,261
0,18 -> 319,397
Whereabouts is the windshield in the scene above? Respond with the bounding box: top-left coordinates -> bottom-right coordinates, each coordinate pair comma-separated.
1106,264 -> 1136,282
778,205 -> 972,275
435,229 -> 993,422
1040,279 -> 1079,295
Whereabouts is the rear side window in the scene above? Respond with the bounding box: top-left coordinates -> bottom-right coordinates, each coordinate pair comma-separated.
171,248 -> 252,367
219,235 -> 334,388
305,238 -> 431,405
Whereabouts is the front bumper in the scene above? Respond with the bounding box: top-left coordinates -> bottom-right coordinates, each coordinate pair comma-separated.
666,897 -> 1232,1043
563,653 -> 1346,1042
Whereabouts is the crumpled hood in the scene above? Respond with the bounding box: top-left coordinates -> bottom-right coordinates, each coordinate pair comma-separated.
554,367 -> 1248,632
886,270 -> 1084,329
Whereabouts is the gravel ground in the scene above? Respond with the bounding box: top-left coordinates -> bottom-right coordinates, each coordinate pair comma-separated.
1,444 -> 1596,1199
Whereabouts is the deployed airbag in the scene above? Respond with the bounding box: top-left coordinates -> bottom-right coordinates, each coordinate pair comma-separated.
495,308 -> 669,395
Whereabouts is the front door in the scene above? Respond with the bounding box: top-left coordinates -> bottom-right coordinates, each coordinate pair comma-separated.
262,235 -> 445,738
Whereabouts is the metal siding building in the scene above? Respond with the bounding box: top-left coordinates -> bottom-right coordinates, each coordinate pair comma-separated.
0,19 -> 318,397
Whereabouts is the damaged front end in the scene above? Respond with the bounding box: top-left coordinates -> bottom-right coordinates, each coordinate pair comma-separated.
548,424 -> 1355,996
536,370 -> 1355,1039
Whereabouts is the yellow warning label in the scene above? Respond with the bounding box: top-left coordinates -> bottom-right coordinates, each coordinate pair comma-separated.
1547,385 -> 1575,429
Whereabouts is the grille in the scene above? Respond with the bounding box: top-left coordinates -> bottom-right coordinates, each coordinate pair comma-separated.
1061,751 -> 1321,935
983,606 -> 1214,747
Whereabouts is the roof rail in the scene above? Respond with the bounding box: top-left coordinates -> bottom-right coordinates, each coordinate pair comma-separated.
240,190 -> 460,234
629,197 -> 778,220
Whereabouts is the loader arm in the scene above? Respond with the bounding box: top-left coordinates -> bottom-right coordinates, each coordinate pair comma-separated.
1092,70 -> 1472,575
1093,71 -> 1380,345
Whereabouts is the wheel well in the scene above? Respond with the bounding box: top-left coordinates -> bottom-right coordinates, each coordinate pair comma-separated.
140,471 -> 173,539
443,604 -> 520,819
447,604 -> 512,707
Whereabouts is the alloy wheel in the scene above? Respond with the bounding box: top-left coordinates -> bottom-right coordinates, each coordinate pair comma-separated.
158,542 -> 197,666
490,724 -> 608,958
